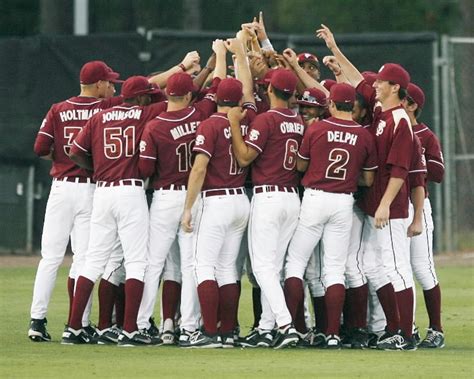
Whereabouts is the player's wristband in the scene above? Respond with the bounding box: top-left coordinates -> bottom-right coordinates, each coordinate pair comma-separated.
178,63 -> 186,72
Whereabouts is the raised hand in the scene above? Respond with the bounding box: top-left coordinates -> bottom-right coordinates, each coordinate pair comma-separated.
323,55 -> 342,75
227,107 -> 248,125
182,51 -> 200,69
282,48 -> 298,68
225,38 -> 245,55
316,24 -> 337,51
212,39 -> 227,55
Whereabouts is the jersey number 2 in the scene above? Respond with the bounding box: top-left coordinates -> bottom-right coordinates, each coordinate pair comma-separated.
325,148 -> 350,180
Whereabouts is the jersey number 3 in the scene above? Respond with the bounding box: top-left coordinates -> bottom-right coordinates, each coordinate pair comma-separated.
325,148 -> 350,180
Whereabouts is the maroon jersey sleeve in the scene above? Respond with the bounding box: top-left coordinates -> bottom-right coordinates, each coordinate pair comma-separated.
138,122 -> 158,178
408,136 -> 427,189
193,77 -> 220,119
387,118 -> 413,180
362,132 -> 378,170
245,112 -> 271,153
297,124 -> 314,160
70,119 -> 92,157
243,102 -> 258,123
34,108 -> 55,156
424,132 -> 445,183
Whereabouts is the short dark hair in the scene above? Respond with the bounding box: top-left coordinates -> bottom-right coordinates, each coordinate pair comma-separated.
389,81 -> 407,100
355,92 -> 367,109
334,102 -> 354,112
217,100 -> 240,107
272,87 -> 292,101
407,96 -> 422,118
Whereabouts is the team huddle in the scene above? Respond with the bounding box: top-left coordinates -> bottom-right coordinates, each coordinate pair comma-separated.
28,15 -> 445,351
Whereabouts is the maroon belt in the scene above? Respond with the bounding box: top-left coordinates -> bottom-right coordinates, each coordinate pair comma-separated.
54,177 -> 94,184
159,185 -> 187,191
254,185 -> 297,194
202,188 -> 245,197
96,179 -> 144,188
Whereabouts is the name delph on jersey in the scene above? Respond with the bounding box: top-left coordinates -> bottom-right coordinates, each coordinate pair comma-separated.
327,130 -> 358,146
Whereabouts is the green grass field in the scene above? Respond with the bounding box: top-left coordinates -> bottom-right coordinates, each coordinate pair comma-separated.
1,259 -> 473,378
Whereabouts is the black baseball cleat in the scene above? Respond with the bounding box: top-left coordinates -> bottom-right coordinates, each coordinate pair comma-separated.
272,325 -> 299,350
419,328 -> 445,349
97,325 -> 122,344
349,328 -> 369,349
83,323 -> 99,339
376,329 -> 406,350
220,333 -> 235,348
239,328 -> 273,348
28,318 -> 51,342
117,330 -> 163,347
61,326 -> 97,345
183,330 -> 222,348
325,334 -> 342,349
401,335 -> 418,351
147,317 -> 160,337
178,329 -> 195,347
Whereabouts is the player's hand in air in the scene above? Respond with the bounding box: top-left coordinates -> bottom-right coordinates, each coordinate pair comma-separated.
242,11 -> 268,42
374,203 -> 390,229
212,39 -> 227,55
181,51 -> 200,70
282,48 -> 298,69
225,38 -> 245,55
181,209 -> 193,233
316,24 -> 337,51
323,55 -> 342,76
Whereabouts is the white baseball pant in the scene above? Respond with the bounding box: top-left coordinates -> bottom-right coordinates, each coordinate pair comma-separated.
248,188 -> 300,330
30,178 -> 94,320
137,188 -> 200,332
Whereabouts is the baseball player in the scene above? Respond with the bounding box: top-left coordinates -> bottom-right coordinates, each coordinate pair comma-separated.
297,53 -> 321,81
229,68 -> 303,349
136,41 -> 224,346
297,87 -> 328,126
180,39 -> 256,348
284,83 -> 378,348
28,60 -> 122,342
404,83 -> 445,348
63,76 -> 164,346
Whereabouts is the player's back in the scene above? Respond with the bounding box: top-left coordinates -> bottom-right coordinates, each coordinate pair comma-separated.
87,104 -> 150,181
38,96 -> 119,179
142,106 -> 204,188
300,117 -> 377,194
246,108 -> 305,187
194,113 -> 249,190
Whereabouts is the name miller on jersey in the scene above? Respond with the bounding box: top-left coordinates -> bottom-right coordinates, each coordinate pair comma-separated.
170,121 -> 200,140
59,108 -> 103,123
327,130 -> 358,146
102,109 -> 142,123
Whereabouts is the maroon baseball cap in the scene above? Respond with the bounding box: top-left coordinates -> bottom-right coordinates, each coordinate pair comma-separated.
270,68 -> 298,94
166,72 -> 196,96
376,63 -> 410,89
407,83 -> 425,109
256,69 -> 276,85
320,79 -> 337,91
361,71 -> 377,86
329,83 -> 356,105
216,78 -> 243,104
297,88 -> 328,107
298,53 -> 319,65
80,60 -> 121,85
121,76 -> 162,99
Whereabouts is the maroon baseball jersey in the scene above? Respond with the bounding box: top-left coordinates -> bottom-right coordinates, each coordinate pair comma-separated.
193,104 -> 257,190
408,135 -> 427,191
70,102 -> 164,181
139,105 -> 217,188
413,123 -> 444,184
358,104 -> 414,219
34,96 -> 122,179
298,117 -> 378,194
245,108 -> 305,187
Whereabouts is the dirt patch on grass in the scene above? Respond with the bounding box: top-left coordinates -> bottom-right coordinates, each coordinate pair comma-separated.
0,252 -> 473,268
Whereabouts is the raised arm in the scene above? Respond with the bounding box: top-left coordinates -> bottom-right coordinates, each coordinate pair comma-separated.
282,48 -> 329,96
226,38 -> 255,104
148,51 -> 200,88
228,107 -> 258,167
212,39 -> 227,80
316,24 -> 364,87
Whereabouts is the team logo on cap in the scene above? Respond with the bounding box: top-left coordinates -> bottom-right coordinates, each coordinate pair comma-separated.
249,129 -> 260,141
139,140 -> 147,152
195,135 -> 205,146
